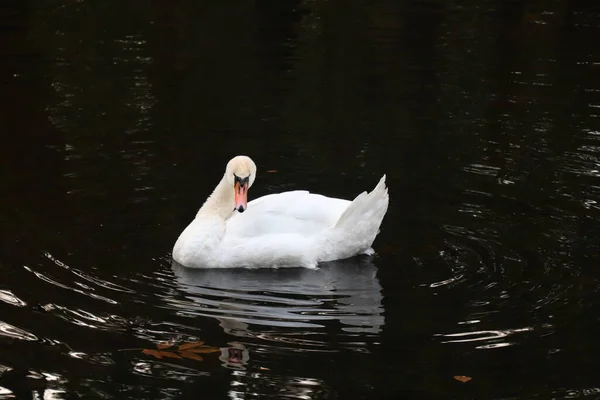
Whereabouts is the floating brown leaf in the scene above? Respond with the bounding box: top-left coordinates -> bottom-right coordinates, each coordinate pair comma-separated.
180,351 -> 204,361
187,346 -> 221,354
178,341 -> 205,351
159,351 -> 183,359
454,376 -> 472,383
143,349 -> 182,359
157,342 -> 174,350
143,349 -> 164,359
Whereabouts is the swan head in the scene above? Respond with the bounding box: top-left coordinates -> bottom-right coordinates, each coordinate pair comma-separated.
225,155 -> 257,213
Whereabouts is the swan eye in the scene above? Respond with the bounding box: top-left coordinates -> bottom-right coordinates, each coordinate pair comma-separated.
233,174 -> 250,185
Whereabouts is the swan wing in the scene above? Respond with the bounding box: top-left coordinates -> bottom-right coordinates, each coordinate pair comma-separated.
225,190 -> 350,237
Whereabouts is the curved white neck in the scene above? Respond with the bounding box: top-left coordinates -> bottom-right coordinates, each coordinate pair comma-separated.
196,175 -> 235,220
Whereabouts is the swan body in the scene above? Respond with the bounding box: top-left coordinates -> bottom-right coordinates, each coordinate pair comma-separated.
172,156 -> 389,269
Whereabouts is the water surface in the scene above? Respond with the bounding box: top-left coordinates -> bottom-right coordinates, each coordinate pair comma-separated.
1,0 -> 600,398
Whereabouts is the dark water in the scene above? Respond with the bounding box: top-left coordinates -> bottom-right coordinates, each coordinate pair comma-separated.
1,0 -> 600,398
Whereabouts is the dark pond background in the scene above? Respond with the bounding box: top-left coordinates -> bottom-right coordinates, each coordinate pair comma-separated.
1,0 -> 600,398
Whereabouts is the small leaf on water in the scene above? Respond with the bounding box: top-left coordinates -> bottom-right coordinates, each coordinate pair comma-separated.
187,346 -> 221,354
143,349 -> 182,359
266,170 -> 277,173
143,349 -> 163,359
157,342 -> 174,350
178,341 -> 205,351
180,351 -> 204,361
454,376 -> 472,383
159,351 -> 183,359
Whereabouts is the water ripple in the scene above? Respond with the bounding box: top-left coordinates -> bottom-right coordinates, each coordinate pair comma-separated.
23,265 -> 117,304
0,291 -> 26,307
44,252 -> 135,293
227,372 -> 331,400
0,322 -> 38,342
131,360 -> 209,381
67,351 -> 115,366
435,326 -> 534,349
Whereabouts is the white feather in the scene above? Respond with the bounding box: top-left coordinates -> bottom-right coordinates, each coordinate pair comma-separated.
172,156 -> 389,269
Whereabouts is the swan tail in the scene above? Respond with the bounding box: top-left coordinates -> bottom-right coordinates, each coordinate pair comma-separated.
323,175 -> 389,261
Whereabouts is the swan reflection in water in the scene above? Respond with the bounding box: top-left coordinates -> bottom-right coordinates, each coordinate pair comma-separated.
169,257 -> 385,368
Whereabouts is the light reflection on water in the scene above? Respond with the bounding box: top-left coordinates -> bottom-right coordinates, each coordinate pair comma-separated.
168,258 -> 385,351
227,371 -> 331,400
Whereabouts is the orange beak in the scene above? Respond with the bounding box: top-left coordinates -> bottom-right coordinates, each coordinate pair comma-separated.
234,181 -> 248,212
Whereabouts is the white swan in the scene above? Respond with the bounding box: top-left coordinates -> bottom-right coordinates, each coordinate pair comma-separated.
172,155 -> 389,269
